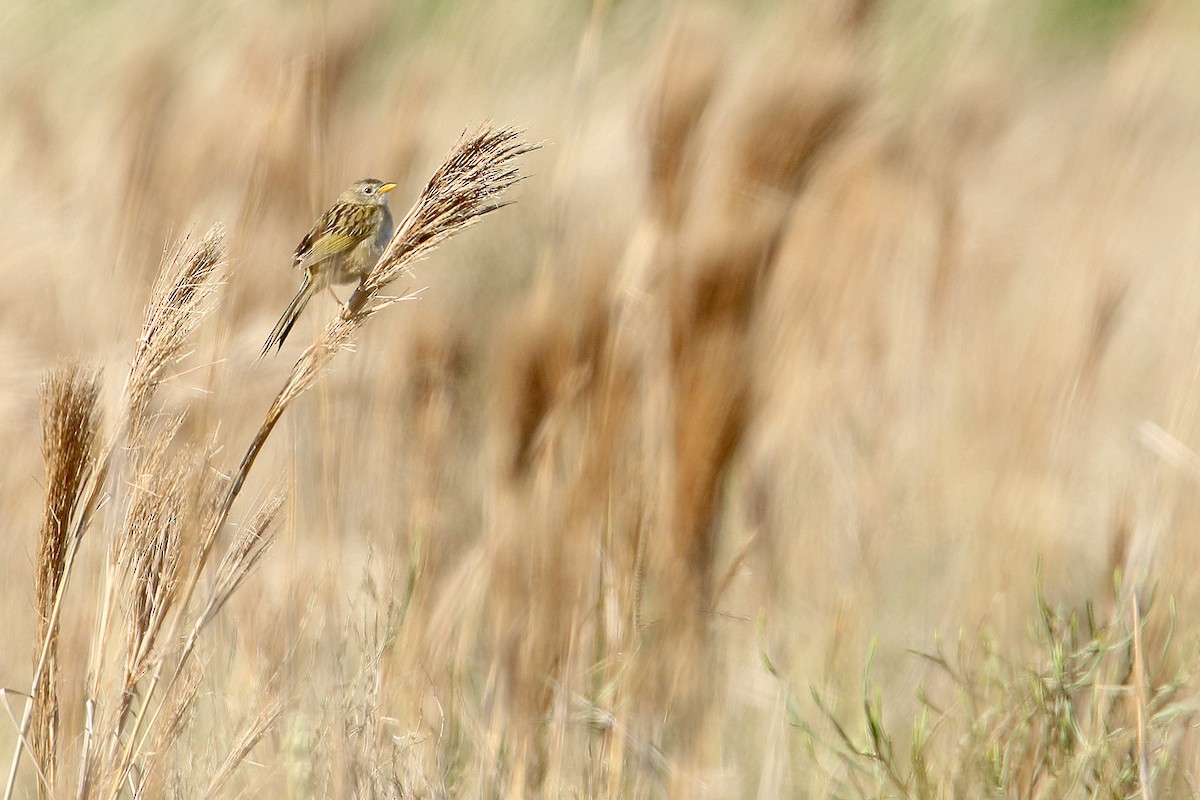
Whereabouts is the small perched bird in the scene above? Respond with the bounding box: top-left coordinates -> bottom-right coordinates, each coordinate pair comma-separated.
261,178 -> 396,356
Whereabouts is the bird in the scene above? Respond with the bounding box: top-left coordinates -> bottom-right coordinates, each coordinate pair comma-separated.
261,178 -> 397,356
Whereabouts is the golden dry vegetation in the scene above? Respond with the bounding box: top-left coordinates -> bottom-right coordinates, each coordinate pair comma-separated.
3,0 -> 1200,797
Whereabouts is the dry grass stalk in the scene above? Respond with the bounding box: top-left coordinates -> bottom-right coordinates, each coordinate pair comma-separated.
129,668 -> 200,799
338,584 -> 413,800
31,365 -> 102,800
500,303 -> 578,480
353,125 -> 537,304
80,229 -> 226,800
83,225 -> 227,696
486,275 -> 642,787
74,439 -> 223,800
116,420 -> 192,676
95,125 -> 535,798
721,58 -> 863,239
629,40 -> 867,770
635,234 -> 764,776
195,494 -> 284,631
228,126 -> 537,543
642,11 -> 728,228
4,227 -> 226,800
201,697 -> 285,800
665,231 -> 764,620
1079,275 -> 1128,396
1130,595 -> 1153,800
373,256 -> 639,793
123,227 -> 226,443
650,41 -> 864,625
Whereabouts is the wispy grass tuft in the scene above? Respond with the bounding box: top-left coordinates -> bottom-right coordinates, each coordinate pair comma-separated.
123,226 -> 226,443
782,583 -> 1196,799
31,364 -> 102,800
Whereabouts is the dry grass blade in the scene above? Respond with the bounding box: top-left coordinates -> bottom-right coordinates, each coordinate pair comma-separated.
31,364 -> 102,799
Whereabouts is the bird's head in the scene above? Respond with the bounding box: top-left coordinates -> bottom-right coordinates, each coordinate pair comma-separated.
342,178 -> 397,206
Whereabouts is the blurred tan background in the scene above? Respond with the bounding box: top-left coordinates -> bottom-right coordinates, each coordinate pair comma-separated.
4,0 -> 1200,796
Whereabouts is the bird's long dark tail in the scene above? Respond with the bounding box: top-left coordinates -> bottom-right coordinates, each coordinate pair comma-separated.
261,273 -> 318,357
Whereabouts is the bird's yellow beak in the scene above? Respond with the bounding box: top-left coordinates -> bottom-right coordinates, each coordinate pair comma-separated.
379,182 -> 397,194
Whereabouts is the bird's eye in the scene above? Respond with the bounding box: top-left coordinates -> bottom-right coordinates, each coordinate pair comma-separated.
363,185 -> 375,195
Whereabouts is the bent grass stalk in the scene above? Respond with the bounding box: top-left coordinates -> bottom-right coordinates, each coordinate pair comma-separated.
106,125 -> 536,798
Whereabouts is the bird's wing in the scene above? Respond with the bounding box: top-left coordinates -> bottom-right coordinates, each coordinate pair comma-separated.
293,204 -> 381,270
